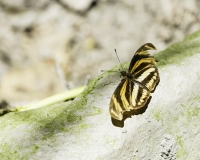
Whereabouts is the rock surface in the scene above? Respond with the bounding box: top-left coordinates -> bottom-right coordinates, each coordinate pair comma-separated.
0,0 -> 200,105
0,31 -> 200,159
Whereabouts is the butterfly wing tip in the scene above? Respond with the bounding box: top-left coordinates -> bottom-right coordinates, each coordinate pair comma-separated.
111,114 -> 123,121
146,43 -> 156,50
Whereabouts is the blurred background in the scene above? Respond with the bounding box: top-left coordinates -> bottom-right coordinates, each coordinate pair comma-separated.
0,0 -> 200,106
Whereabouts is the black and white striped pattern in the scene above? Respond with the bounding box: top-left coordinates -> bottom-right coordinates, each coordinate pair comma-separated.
109,43 -> 160,121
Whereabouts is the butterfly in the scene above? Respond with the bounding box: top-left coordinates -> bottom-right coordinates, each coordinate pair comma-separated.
109,43 -> 160,121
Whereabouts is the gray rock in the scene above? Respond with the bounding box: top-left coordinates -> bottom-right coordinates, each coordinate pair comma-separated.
1,0 -> 200,103
0,0 -> 49,11
58,0 -> 97,13
0,31 -> 200,159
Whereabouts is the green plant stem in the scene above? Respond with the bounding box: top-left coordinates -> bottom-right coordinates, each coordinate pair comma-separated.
16,86 -> 86,112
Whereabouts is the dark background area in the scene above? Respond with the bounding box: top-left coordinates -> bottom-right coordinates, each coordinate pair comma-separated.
0,0 -> 200,106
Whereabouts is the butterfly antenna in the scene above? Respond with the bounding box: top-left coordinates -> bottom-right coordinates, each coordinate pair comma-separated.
115,49 -> 124,71
101,70 -> 119,73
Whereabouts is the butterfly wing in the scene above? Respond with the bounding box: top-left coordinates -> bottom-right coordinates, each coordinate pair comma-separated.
128,43 -> 156,73
110,43 -> 160,121
129,43 -> 160,92
130,79 -> 151,109
110,79 -> 133,120
110,78 -> 152,120
127,43 -> 159,113
134,66 -> 159,92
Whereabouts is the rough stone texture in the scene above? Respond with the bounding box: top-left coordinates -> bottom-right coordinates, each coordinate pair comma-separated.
58,0 -> 97,13
0,31 -> 200,159
0,0 -> 50,11
0,0 -> 200,105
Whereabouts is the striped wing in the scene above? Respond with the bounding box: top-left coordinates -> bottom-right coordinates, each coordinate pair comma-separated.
129,43 -> 156,74
129,43 -> 160,92
109,79 -> 151,121
134,66 -> 159,92
110,79 -> 130,121
109,43 -> 159,121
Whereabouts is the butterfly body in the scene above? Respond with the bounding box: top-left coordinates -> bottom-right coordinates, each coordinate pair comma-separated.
109,43 -> 160,121
120,70 -> 134,79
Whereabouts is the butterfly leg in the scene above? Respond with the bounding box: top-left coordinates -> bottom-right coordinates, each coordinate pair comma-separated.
130,79 -> 151,108
133,80 -> 150,92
